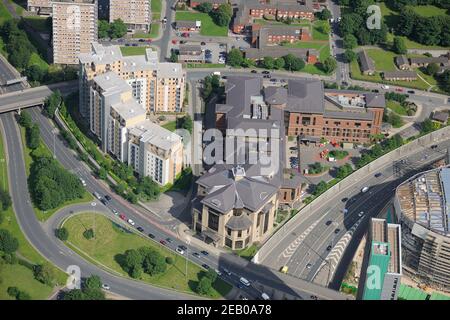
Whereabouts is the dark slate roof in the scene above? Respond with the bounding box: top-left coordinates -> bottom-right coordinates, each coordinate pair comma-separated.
226,215 -> 253,231
365,93 -> 386,108
410,56 -> 448,65
198,164 -> 279,213
432,111 -> 449,123
175,20 -> 198,28
358,50 -> 375,72
264,86 -> 288,105
286,79 -> 324,114
395,55 -> 409,66
178,45 -> 202,54
224,76 -> 263,117
383,71 -> 417,79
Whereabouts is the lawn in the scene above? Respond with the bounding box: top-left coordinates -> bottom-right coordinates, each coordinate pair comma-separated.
312,20 -> 330,41
162,120 -> 177,132
23,16 -> 50,33
151,0 -> 162,20
28,52 -> 49,71
0,263 -> 54,300
175,11 -> 228,37
187,63 -> 224,69
120,46 -> 151,56
62,213 -> 232,298
0,2 -> 12,26
408,5 -> 448,17
386,100 -> 407,116
19,127 -> 93,221
235,245 -> 258,261
349,49 -> 438,91
133,23 -> 160,39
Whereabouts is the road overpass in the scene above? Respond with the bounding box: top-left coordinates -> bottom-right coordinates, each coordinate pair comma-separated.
0,80 -> 78,113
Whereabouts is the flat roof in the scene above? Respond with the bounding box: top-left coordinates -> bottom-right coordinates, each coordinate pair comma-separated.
362,241 -> 391,300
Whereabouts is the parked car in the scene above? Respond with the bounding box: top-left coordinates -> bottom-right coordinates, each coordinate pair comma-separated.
100,199 -> 107,205
306,263 -> 312,269
431,145 -> 438,149
79,177 -> 87,186
104,195 -> 112,201
381,85 -> 390,89
325,220 -> 332,226
111,208 -> 118,215
166,238 -> 172,243
202,264 -> 210,270
136,227 -> 144,232
262,71 -> 270,74
358,211 -> 364,217
148,233 -> 155,239
93,192 -> 102,200
395,88 -> 404,92
372,89 -> 379,93
361,186 -> 369,193
179,245 -> 187,251
127,219 -> 135,226
251,70 -> 258,73
341,197 -> 348,202
138,39 -> 145,42
215,269 -> 222,276
407,90 -> 415,94
159,240 -> 167,245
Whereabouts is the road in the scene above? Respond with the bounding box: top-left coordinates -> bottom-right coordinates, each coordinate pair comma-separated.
0,112 -> 197,300
260,135 -> 450,288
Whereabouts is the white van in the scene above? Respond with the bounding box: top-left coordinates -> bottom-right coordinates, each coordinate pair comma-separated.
212,71 -> 221,76
79,177 -> 87,187
239,277 -> 250,287
261,292 -> 270,300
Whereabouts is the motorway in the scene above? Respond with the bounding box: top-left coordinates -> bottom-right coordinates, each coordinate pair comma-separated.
261,135 -> 450,288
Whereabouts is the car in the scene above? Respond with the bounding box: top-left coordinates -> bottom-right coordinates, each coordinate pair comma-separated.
239,295 -> 248,300
361,186 -> 369,193
162,16 -> 167,23
358,211 -> 364,217
119,214 -> 126,221
146,39 -> 152,43
79,177 -> 87,186
159,240 -> 167,245
237,283 -> 244,289
202,264 -> 210,270
407,90 -> 415,94
222,268 -> 232,276
192,252 -> 201,258
127,219 -> 135,226
136,227 -> 144,232
372,89 -> 379,93
132,43 -> 138,47
262,70 -> 270,74
179,40 -> 187,44
176,247 -> 185,255
375,172 -> 382,178
239,277 -> 251,287
395,88 -> 404,92
100,199 -> 107,205
280,266 -> 288,273
104,195 -> 112,201
93,192 -> 102,200
125,43 -> 130,46
101,284 -> 110,290
171,40 -> 177,44
138,39 -> 145,42
431,145 -> 438,149
341,197 -> 348,202
201,250 -> 209,256
334,228 -> 340,234
166,238 -> 172,243
111,208 -> 118,215
290,146 -> 298,151
341,81 -> 348,86
201,41 -> 206,45
221,75 -> 227,79
306,263 -> 312,269
325,220 -> 332,226
381,84 -> 390,89
148,233 -> 155,239
270,79 -> 277,82
326,245 -> 332,251
179,245 -> 187,251
310,295 -> 318,300
251,70 -> 258,73
215,269 -> 222,276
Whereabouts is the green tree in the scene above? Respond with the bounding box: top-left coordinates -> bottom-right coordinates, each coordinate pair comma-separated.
262,56 -> 275,69
84,275 -> 102,290
43,91 -> 62,118
274,58 -> 285,70
63,289 -> 85,300
336,164 -> 353,179
18,111 -> 33,128
283,54 -> 305,71
0,229 -> 19,254
343,34 -> 358,49
392,36 -> 407,54
425,63 -> 440,76
33,263 -> 55,286
421,118 -> 435,134
83,288 -> 106,300
322,57 -> 337,74
121,249 -> 143,275
55,227 -> 69,241
0,189 -> 12,211
16,291 -> 31,300
97,167 -> 108,180
197,2 -> 213,13
211,4 -> 232,27
98,20 -> 110,39
169,50 -> 178,63
205,268 -> 217,283
343,49 -> 357,63
83,229 -> 95,240
196,277 -> 212,295
26,124 -> 40,150
313,181 -> 328,196
178,114 -> 193,133
24,65 -> 45,83
109,19 -> 128,38
227,48 -> 243,67
317,8 -> 332,20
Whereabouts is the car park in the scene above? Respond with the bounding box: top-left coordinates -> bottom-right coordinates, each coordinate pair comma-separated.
127,219 -> 135,226
137,227 -> 144,232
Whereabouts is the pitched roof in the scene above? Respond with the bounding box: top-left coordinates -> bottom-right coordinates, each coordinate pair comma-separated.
358,50 -> 375,72
383,71 -> 417,79
286,79 -> 325,113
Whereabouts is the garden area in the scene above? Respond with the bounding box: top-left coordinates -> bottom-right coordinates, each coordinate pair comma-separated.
62,213 -> 232,298
132,0 -> 162,39
307,162 -> 329,175
120,46 -> 153,56
175,11 -> 228,37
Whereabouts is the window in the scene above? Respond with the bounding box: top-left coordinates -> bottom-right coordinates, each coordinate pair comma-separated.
208,210 -> 220,231
238,230 -> 242,238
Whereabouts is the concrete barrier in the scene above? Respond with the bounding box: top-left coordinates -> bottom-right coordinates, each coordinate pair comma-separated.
254,126 -> 450,264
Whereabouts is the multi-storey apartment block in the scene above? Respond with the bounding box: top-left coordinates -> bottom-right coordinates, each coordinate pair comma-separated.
27,0 -> 53,15
79,43 -> 185,118
109,0 -> 151,32
52,0 -> 98,65
89,72 -> 183,186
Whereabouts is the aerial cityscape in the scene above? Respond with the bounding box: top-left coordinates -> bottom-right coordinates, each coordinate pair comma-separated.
0,0 -> 450,305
